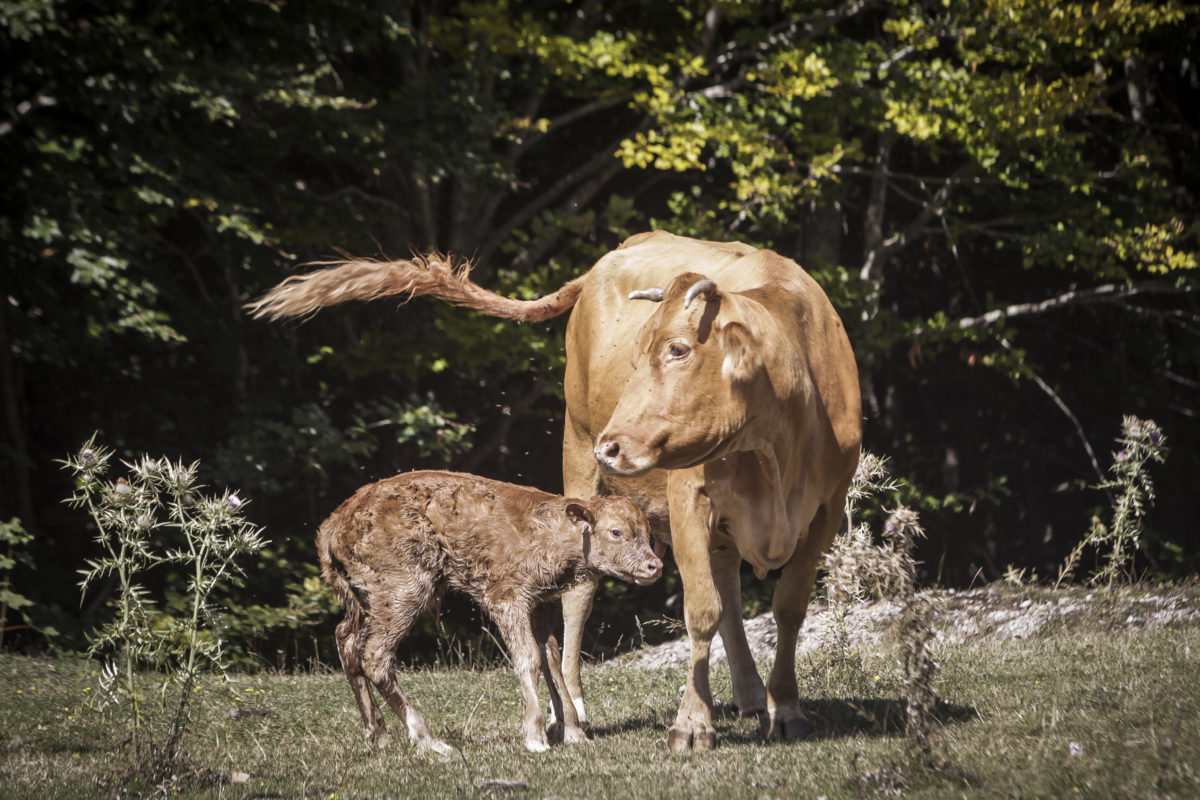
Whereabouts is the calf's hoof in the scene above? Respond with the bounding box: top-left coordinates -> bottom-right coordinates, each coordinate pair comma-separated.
667,724 -> 716,752
562,725 -> 589,746
369,730 -> 394,750
523,737 -> 551,753
416,737 -> 454,760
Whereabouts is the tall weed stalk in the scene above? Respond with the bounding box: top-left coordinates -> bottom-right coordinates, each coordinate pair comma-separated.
828,452 -> 940,761
61,435 -> 266,779
1057,416 -> 1168,588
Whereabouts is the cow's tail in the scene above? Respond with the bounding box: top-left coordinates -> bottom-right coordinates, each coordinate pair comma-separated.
316,521 -> 364,629
246,252 -> 585,323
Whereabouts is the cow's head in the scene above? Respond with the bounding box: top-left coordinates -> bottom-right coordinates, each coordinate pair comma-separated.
594,272 -> 769,477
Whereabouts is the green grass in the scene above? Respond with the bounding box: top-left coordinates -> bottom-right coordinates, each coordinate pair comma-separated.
2,584 -> 1198,799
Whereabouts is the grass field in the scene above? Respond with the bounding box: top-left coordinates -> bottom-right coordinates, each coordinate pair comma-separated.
2,583 -> 1197,799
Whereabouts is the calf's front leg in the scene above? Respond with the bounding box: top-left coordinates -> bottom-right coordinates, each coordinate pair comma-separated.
532,604 -> 587,745
493,608 -> 552,752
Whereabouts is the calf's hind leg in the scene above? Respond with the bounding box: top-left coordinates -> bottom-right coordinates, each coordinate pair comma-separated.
357,626 -> 452,757
355,582 -> 453,757
335,618 -> 391,747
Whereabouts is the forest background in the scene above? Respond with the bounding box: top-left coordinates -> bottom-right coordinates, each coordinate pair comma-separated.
2,0 -> 1198,665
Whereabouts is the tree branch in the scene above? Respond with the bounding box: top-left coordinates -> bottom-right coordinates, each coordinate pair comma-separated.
510,94 -> 631,160
955,282 -> 1197,330
996,336 -> 1107,487
859,164 -> 971,285
477,124 -> 648,265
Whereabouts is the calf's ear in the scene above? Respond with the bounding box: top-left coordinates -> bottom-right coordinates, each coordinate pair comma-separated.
719,320 -> 759,383
564,503 -> 595,532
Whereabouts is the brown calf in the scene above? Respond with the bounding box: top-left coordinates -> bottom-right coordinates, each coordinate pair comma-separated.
317,470 -> 662,754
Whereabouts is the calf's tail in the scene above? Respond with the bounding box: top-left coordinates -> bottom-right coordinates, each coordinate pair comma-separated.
245,253 -> 585,323
316,522 -> 364,629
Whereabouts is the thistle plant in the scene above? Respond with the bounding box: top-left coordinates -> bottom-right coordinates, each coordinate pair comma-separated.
883,507 -> 938,758
1057,416 -> 1168,588
827,452 -> 903,662
827,452 -> 940,760
61,434 -> 266,778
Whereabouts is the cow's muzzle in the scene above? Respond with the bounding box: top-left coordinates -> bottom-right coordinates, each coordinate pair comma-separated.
593,436 -> 654,477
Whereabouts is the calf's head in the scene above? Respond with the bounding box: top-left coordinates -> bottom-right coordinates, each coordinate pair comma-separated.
595,272 -> 766,477
565,496 -> 662,585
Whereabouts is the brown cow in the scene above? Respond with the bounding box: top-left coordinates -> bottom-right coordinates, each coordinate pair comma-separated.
250,231 -> 862,751
317,470 -> 661,754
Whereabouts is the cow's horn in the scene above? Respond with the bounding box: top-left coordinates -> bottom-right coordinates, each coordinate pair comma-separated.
628,287 -> 665,302
683,279 -> 717,309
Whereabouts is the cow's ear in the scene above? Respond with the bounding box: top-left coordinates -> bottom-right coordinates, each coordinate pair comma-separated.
719,321 -> 759,383
565,502 -> 595,531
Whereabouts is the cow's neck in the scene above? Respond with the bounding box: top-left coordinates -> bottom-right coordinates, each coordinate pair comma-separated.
701,393 -> 824,578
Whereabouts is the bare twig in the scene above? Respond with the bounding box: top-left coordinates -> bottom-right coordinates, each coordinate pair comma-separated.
996,336 -> 1106,486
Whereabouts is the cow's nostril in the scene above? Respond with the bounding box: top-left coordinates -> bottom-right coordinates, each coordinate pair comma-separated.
600,441 -> 620,459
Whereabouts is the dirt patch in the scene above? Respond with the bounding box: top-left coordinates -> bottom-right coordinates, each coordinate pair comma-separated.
606,584 -> 1199,671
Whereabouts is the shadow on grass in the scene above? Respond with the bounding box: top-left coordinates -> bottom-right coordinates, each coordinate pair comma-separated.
589,697 -> 978,746
587,713 -> 665,739
722,697 -> 979,746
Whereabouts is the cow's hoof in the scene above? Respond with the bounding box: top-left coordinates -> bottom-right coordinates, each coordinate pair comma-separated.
668,725 -> 716,752
761,713 -> 809,742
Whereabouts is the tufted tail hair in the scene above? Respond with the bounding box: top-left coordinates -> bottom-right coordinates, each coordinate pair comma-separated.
245,253 -> 584,323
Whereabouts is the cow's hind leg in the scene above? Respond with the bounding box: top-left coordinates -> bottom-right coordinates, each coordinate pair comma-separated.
559,422 -> 602,728
763,504 -> 839,742
335,618 -> 391,748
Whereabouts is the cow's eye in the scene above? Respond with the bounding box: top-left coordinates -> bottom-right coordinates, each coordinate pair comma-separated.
666,342 -> 690,360
609,528 -> 624,539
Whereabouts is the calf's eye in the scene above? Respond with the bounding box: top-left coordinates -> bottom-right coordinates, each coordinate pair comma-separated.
609,528 -> 624,539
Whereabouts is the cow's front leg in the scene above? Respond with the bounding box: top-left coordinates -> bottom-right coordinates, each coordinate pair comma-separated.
713,546 -> 766,718
559,427 -> 602,729
667,475 -> 720,751
763,506 -> 835,742
558,577 -> 596,728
